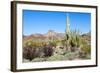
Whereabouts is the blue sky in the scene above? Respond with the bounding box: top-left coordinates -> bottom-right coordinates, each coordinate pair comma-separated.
23,10 -> 91,35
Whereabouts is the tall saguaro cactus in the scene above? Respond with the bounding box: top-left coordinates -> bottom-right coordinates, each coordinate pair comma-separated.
64,14 -> 71,51
66,14 -> 70,34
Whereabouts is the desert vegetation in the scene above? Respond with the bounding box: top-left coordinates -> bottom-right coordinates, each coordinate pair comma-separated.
23,30 -> 91,62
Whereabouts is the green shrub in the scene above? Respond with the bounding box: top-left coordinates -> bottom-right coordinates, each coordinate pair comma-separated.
81,44 -> 91,54
47,54 -> 65,61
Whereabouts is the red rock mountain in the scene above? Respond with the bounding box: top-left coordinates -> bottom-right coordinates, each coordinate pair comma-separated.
23,30 -> 64,41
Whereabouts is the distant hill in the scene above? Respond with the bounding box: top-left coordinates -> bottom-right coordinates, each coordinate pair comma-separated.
23,30 -> 64,41
23,30 -> 91,43
81,31 -> 91,42
45,30 -> 64,40
82,31 -> 91,37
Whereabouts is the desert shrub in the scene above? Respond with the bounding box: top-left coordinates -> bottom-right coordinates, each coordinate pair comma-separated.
48,40 -> 57,47
23,40 -> 45,61
32,57 -> 46,62
64,51 -> 79,60
23,46 -> 35,61
81,44 -> 91,54
47,54 -> 65,61
47,50 -> 79,61
23,45 -> 54,61
23,40 -> 55,61
43,45 -> 54,57
23,46 -> 46,61
54,47 -> 66,55
24,40 -> 47,47
80,37 -> 91,54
